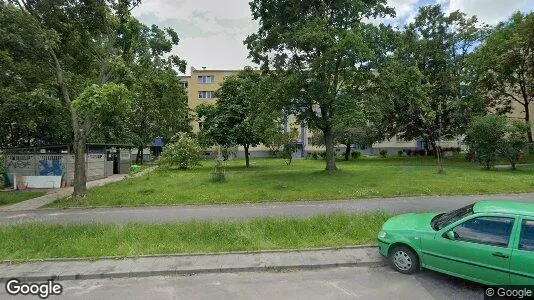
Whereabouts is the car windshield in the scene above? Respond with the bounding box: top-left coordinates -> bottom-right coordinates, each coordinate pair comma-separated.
431,204 -> 475,231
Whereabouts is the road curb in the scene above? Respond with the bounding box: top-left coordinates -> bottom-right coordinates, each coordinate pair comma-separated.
1,261 -> 388,282
0,247 -> 387,282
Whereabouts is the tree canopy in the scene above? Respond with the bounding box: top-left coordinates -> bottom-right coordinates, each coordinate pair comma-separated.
245,0 -> 395,172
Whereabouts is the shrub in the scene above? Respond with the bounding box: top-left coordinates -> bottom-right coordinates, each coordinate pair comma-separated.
281,142 -> 297,165
220,146 -> 237,161
319,151 -> 327,159
465,115 -> 529,170
311,152 -> 319,160
379,149 -> 388,158
158,133 -> 203,170
351,151 -> 362,159
211,157 -> 227,183
397,150 -> 404,157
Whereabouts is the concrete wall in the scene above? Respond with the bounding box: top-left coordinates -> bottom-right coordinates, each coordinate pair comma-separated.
4,153 -> 111,187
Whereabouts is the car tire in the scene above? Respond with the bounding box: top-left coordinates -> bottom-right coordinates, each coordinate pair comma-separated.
389,245 -> 420,274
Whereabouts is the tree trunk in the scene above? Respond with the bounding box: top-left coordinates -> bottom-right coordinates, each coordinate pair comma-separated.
524,103 -> 533,143
50,49 -> 88,198
511,161 -> 516,171
323,128 -> 337,172
73,130 -> 87,198
136,147 -> 144,164
244,144 -> 250,168
344,144 -> 351,161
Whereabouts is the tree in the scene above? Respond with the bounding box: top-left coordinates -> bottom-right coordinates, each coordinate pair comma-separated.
158,133 -> 202,170
196,68 -> 281,167
121,18 -> 188,163
130,68 -> 189,163
0,3 -> 71,148
6,0 -> 142,198
472,12 -> 534,142
245,0 -> 395,172
381,5 -> 486,152
465,115 -> 529,170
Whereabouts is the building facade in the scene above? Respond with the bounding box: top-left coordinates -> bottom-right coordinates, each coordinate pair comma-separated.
179,66 -> 463,157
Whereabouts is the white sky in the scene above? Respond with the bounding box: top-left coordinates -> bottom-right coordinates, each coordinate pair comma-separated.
133,0 -> 534,75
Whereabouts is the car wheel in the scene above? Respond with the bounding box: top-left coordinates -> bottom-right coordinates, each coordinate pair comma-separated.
389,245 -> 419,274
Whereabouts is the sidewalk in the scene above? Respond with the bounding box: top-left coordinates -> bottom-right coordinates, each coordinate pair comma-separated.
0,167 -> 155,211
0,246 -> 385,282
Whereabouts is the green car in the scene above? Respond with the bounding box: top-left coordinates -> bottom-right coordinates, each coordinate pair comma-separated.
377,200 -> 534,285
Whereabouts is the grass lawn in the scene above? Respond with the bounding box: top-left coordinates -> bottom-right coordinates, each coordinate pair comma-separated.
0,191 -> 46,206
48,156 -> 534,208
0,213 -> 387,261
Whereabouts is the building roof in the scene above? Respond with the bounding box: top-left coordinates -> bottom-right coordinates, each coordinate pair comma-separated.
474,200 -> 534,217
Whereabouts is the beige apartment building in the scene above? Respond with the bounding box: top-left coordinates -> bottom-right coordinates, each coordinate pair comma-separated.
179,66 -> 464,157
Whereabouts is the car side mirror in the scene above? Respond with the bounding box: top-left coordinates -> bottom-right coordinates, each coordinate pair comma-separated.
444,230 -> 456,241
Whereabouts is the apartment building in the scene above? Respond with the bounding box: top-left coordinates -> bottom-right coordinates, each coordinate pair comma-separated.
179,66 -> 464,157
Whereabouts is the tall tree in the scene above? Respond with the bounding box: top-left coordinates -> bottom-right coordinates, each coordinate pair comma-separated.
121,19 -> 188,163
196,68 -> 281,167
245,0 -> 395,172
0,3 -> 71,148
472,12 -> 534,142
382,5 -> 486,152
7,0 -> 138,197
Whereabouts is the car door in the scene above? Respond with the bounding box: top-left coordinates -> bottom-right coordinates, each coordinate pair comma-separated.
422,215 -> 515,285
510,218 -> 534,284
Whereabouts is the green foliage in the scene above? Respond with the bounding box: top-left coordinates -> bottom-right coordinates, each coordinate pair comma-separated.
378,5 -> 487,148
471,12 -> 534,142
72,83 -> 132,135
47,157 -> 534,208
398,150 -> 404,157
0,213 -> 388,260
196,68 -> 282,167
0,3 -> 70,147
158,133 -> 202,170
465,115 -> 530,170
211,147 -> 228,183
245,0 -> 395,172
125,19 -> 189,159
351,151 -> 362,160
265,127 -> 299,165
219,146 -> 237,161
379,149 -> 388,158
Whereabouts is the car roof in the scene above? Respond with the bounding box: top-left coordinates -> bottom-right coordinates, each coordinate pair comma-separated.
474,200 -> 534,217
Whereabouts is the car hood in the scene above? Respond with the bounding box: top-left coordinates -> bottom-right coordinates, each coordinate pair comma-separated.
382,213 -> 438,232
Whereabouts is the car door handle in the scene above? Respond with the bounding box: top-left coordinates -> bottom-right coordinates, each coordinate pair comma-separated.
492,252 -> 509,259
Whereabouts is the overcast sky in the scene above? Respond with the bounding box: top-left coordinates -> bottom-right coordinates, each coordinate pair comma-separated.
133,0 -> 534,75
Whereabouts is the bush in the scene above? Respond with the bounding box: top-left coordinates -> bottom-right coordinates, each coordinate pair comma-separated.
211,158 -> 227,183
319,151 -> 327,159
351,151 -> 362,159
311,152 -> 319,160
465,115 -> 529,170
379,149 -> 388,158
281,142 -> 297,165
220,146 -> 237,161
158,133 -> 203,170
397,150 -> 404,157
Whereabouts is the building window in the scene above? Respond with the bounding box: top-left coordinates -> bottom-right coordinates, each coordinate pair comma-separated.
198,75 -> 215,84
198,91 -> 215,99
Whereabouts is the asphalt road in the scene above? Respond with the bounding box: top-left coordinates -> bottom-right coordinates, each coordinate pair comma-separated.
1,193 -> 534,225
0,266 -> 485,300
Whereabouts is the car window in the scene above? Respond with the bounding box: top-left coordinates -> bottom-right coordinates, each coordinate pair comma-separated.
432,204 -> 474,230
519,220 -> 534,251
453,217 -> 514,247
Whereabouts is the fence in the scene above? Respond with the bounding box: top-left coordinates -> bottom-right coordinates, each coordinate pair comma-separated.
4,153 -> 107,186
